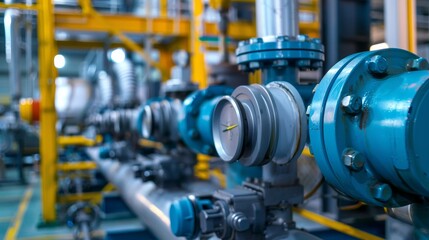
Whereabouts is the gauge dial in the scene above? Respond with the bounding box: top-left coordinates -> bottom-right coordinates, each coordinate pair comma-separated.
212,96 -> 245,162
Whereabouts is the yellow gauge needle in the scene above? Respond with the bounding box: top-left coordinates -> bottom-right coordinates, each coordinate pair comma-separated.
223,124 -> 238,132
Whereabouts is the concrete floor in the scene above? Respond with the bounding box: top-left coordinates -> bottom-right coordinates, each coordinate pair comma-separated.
0,168 -> 143,240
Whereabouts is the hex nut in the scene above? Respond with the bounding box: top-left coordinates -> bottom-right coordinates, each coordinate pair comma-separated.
342,148 -> 366,171
249,62 -> 261,69
407,57 -> 429,71
249,37 -> 263,44
341,95 -> 362,115
372,183 -> 392,202
366,55 -> 388,75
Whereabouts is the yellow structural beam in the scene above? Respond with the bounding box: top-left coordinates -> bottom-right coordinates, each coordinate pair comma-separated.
57,162 -> 97,171
293,208 -> 384,240
54,12 -> 256,41
58,192 -> 103,204
76,0 -> 155,67
191,0 -> 208,88
55,12 -> 188,36
160,0 -> 168,17
0,2 -> 37,11
56,40 -> 127,49
58,135 -> 102,147
38,0 -> 58,222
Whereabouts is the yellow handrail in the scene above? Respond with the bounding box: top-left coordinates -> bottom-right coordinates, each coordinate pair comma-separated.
293,207 -> 384,240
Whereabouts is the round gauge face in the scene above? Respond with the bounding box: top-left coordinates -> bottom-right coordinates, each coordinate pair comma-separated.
141,105 -> 153,138
212,96 -> 244,162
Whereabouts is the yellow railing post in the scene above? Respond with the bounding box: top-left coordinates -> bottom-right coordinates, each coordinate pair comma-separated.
191,0 -> 207,88
38,0 -> 58,222
407,0 -> 416,53
160,0 -> 168,18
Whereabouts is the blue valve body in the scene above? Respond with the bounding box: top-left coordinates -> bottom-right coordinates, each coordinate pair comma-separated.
179,86 -> 233,155
310,48 -> 429,207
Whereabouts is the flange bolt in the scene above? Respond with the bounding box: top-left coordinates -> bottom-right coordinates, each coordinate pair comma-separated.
366,55 -> 388,75
407,57 -> 429,71
372,183 -> 392,202
342,148 -> 366,171
341,95 -> 362,115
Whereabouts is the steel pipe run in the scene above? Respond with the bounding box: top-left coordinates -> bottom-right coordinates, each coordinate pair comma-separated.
387,204 -> 429,233
4,8 -> 23,102
89,149 -> 219,240
256,0 -> 298,37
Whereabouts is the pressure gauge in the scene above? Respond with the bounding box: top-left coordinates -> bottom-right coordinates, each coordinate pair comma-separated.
212,83 -> 306,167
212,96 -> 245,162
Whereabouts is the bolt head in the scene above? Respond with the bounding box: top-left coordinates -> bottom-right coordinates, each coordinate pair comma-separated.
297,35 -> 309,42
312,38 -> 321,44
249,37 -> 263,44
366,55 -> 388,75
273,60 -> 288,67
276,35 -> 290,42
249,62 -> 261,69
311,61 -> 323,69
238,64 -> 248,72
188,129 -> 199,139
407,57 -> 429,71
238,40 -> 248,47
297,60 -> 311,68
341,95 -> 362,115
372,183 -> 392,202
342,149 -> 366,171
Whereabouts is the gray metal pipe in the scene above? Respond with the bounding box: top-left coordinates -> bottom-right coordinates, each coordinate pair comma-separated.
256,0 -> 298,37
4,8 -> 23,101
25,0 -> 34,98
91,150 -> 219,240
387,204 -> 429,232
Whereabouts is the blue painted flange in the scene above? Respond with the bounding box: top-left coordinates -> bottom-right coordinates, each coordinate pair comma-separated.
236,35 -> 324,71
178,86 -> 233,155
309,48 -> 429,207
